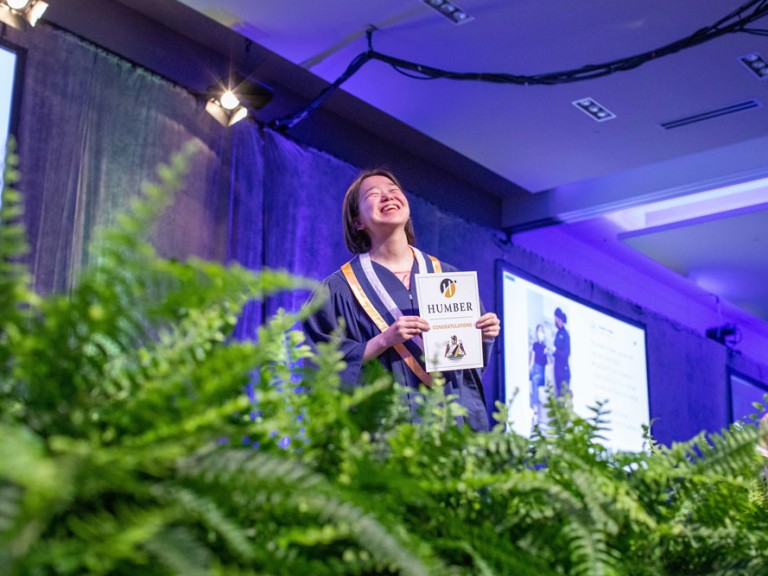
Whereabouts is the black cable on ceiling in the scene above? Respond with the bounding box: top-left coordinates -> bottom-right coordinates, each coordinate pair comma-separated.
270,0 -> 768,131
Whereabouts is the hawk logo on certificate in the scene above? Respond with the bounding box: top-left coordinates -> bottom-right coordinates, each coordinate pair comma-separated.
414,271 -> 483,372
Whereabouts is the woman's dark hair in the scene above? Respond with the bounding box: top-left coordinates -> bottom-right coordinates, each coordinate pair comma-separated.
554,307 -> 567,323
342,168 -> 416,254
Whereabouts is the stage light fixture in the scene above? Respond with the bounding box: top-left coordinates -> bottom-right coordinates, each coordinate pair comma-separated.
206,95 -> 248,128
572,97 -> 616,122
0,0 -> 48,28
739,53 -> 768,79
421,0 -> 473,24
205,77 -> 273,128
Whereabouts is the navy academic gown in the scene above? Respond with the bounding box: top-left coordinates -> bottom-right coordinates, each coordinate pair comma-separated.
303,255 -> 491,432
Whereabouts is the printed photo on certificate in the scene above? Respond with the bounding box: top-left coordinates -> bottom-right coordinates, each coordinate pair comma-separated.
414,271 -> 483,372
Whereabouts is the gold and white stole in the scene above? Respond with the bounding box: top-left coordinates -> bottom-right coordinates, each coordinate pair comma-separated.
340,247 -> 442,386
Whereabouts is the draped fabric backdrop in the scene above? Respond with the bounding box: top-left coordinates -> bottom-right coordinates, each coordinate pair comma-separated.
18,26 -> 230,295
15,25 -> 503,406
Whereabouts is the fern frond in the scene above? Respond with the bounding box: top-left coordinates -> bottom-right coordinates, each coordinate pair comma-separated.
689,425 -> 761,477
561,522 -> 618,576
0,139 -> 34,387
0,482 -> 20,534
153,484 -> 255,562
0,424 -> 61,543
179,449 -> 431,576
434,522 -> 549,576
142,525 -> 211,576
476,430 -> 532,474
0,139 -> 30,301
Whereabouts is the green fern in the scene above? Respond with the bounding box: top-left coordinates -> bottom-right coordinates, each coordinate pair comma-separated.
0,138 -> 35,405
178,449 -> 433,576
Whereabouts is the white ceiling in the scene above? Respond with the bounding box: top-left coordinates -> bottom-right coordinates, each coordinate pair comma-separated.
95,1 -> 768,323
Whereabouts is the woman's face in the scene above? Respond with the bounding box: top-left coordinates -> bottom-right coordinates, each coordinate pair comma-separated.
355,175 -> 411,237
537,328 -> 544,342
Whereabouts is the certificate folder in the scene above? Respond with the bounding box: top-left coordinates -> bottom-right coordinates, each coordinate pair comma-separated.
414,271 -> 483,372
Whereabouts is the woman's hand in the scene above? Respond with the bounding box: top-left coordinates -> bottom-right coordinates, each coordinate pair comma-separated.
476,312 -> 500,341
364,316 -> 430,361
384,315 -> 431,346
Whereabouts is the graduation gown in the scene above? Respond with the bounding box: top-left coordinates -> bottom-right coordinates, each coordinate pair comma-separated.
303,254 -> 491,432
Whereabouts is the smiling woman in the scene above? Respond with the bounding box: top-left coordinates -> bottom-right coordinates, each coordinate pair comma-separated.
302,168 -> 500,431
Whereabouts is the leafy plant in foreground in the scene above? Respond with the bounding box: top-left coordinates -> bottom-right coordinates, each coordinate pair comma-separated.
1,141 -> 767,575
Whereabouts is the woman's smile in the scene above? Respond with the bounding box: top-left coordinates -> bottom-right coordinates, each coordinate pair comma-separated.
381,202 -> 401,214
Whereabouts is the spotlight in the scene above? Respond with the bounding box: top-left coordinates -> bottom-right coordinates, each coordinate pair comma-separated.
0,0 -> 48,28
205,77 -> 273,128
421,0 -> 473,25
572,97 -> 616,122
739,53 -> 768,80
219,90 -> 240,111
205,96 -> 248,128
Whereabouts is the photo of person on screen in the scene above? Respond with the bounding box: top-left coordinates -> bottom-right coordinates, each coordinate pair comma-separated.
553,307 -> 571,398
529,323 -> 548,424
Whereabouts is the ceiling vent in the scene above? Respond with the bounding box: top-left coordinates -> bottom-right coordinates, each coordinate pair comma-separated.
659,100 -> 762,130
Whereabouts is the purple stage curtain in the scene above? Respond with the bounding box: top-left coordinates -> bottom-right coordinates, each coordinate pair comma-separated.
16,25 -> 230,296
261,130 -> 358,319
227,125 -> 266,338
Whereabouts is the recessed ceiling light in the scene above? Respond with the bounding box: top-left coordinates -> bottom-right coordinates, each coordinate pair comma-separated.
421,0 -> 474,25
572,98 -> 616,122
739,53 -> 768,79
